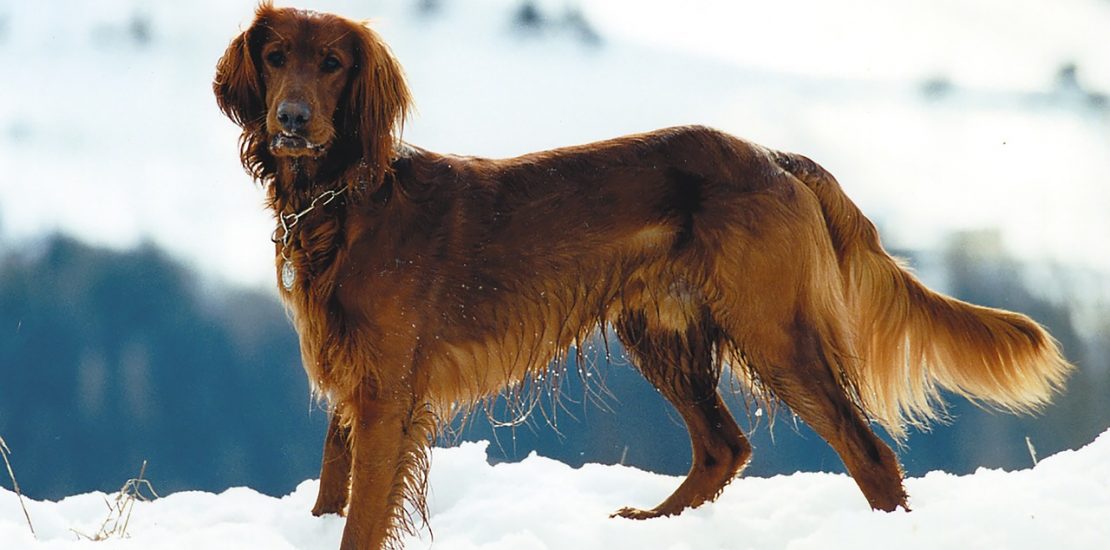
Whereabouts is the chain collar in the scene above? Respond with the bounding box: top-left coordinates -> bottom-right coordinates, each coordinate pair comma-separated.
272,183 -> 347,292
272,160 -> 370,291
272,184 -> 349,260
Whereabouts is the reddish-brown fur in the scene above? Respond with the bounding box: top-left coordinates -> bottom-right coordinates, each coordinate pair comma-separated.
214,4 -> 1073,549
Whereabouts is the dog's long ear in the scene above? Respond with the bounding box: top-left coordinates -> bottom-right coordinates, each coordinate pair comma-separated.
213,7 -> 271,129
344,22 -> 413,195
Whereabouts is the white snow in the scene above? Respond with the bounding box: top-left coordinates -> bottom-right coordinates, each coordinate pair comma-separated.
2,429 -> 1109,549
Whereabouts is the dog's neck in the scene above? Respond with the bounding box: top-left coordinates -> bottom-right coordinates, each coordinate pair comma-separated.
272,157 -> 319,213
268,154 -> 363,293
269,155 -> 360,215
266,138 -> 405,219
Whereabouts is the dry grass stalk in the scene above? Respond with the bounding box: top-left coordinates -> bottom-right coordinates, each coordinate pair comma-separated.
72,460 -> 159,541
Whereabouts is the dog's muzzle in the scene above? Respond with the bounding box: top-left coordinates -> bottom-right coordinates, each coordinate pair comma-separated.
270,132 -> 326,157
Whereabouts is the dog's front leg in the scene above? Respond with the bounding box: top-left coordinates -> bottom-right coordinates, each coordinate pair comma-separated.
313,412 -> 353,516
340,386 -> 428,550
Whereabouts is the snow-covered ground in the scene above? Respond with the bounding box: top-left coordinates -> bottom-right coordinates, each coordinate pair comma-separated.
0,0 -> 1108,291
2,429 -> 1108,549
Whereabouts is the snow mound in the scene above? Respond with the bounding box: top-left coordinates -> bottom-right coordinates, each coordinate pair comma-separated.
2,429 -> 1109,549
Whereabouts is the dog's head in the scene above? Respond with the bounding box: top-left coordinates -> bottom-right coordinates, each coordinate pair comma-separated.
214,3 -> 411,188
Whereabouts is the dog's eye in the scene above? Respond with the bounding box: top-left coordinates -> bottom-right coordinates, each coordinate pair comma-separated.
321,55 -> 342,73
266,51 -> 286,68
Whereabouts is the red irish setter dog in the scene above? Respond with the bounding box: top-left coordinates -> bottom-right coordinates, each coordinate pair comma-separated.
214,4 -> 1072,548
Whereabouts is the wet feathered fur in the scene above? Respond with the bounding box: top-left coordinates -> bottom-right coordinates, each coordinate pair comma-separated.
214,4 -> 1072,549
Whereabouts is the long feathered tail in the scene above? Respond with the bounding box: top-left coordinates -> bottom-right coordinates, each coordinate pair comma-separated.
774,151 -> 1073,438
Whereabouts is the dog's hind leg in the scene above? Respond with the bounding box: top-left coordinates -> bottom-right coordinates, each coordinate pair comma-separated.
708,251 -> 908,510
701,168 -> 908,511
611,310 -> 751,520
312,412 -> 352,516
751,320 -> 908,512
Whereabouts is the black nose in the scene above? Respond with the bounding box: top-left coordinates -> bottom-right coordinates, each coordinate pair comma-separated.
276,100 -> 311,134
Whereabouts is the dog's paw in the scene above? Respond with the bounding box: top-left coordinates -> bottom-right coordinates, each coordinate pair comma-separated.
609,506 -> 667,520
311,504 -> 347,517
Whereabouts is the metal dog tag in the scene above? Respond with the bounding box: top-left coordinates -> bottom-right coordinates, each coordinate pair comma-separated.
281,260 -> 296,291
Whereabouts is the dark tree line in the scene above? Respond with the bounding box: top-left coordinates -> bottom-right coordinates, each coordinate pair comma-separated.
0,236 -> 326,498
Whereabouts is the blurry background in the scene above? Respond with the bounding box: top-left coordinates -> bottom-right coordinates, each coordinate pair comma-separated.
1,0 -> 1108,500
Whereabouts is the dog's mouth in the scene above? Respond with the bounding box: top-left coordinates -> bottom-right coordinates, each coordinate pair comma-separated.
270,132 -> 326,157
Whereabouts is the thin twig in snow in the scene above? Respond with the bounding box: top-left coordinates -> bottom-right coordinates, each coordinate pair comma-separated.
0,435 -> 36,538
